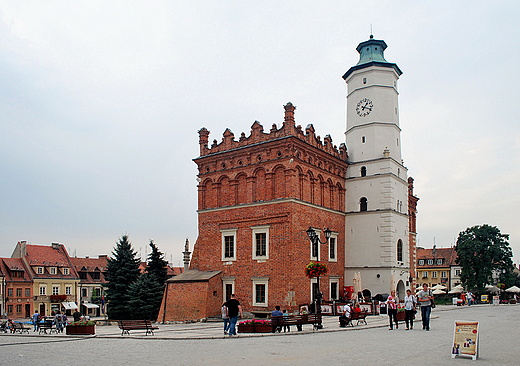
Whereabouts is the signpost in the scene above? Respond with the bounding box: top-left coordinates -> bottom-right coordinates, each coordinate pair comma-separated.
452,321 -> 479,360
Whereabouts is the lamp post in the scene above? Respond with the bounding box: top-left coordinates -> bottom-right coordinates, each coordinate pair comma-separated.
306,227 -> 332,329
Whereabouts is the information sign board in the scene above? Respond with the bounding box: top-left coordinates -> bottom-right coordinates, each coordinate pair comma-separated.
451,321 -> 479,360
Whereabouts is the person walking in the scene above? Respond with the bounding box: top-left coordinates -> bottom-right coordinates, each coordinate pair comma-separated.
54,311 -> 64,333
387,292 -> 398,330
417,283 -> 433,331
224,294 -> 242,336
32,310 -> 40,332
221,302 -> 230,335
403,289 -> 416,330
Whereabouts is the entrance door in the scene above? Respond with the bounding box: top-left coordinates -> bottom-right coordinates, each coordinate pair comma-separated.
39,303 -> 45,316
25,304 -> 31,318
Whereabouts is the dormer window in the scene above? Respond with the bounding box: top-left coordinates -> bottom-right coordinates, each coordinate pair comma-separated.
50,267 -> 56,275
436,259 -> 443,265
427,259 -> 433,265
418,259 -> 425,266
37,267 -> 43,274
63,268 -> 69,275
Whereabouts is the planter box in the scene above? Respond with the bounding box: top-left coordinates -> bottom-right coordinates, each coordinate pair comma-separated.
396,311 -> 406,321
66,325 -> 95,335
238,324 -> 255,333
254,324 -> 272,333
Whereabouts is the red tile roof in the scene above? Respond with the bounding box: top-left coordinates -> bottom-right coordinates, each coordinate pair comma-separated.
69,256 -> 108,284
0,258 -> 32,282
416,246 -> 458,268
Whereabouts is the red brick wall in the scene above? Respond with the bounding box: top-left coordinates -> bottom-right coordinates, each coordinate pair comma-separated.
157,275 -> 223,322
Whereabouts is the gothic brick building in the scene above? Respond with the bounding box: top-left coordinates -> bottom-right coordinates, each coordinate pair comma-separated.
157,103 -> 348,321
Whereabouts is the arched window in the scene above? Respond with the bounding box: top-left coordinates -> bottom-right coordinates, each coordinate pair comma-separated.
360,166 -> 367,177
360,197 -> 368,212
397,239 -> 403,262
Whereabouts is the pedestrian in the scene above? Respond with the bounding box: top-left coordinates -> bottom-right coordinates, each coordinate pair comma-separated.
461,292 -> 466,306
417,283 -> 433,331
54,311 -> 64,333
282,309 -> 290,333
386,291 -> 398,330
32,309 -> 40,332
73,309 -> 82,322
224,294 -> 242,336
221,302 -> 230,335
271,305 -> 283,333
403,289 -> 416,330
467,291 -> 473,306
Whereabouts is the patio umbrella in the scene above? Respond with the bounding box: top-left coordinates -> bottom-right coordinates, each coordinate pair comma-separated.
357,272 -> 363,299
432,284 -> 447,290
505,286 -> 520,293
432,289 -> 446,295
486,285 -> 500,293
452,284 -> 464,291
448,288 -> 463,294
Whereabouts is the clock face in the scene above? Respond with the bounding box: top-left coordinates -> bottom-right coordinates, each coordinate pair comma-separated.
356,98 -> 373,117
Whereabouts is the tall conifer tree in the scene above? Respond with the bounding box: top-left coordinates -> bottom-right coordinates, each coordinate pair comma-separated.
106,234 -> 141,319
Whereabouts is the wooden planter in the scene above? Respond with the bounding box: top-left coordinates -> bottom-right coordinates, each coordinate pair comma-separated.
66,325 -> 95,335
254,324 -> 272,333
238,324 -> 255,333
396,311 -> 406,321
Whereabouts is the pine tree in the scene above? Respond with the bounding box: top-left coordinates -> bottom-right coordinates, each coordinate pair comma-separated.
128,272 -> 165,320
142,240 -> 169,320
106,234 -> 141,320
146,240 -> 168,285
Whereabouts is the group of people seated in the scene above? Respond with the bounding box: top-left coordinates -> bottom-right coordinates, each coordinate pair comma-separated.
338,301 -> 362,327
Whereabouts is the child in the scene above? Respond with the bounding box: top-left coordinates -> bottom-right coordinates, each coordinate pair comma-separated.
282,309 -> 290,332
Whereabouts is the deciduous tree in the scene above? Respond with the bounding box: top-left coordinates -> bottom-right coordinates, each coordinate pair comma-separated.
455,224 -> 514,293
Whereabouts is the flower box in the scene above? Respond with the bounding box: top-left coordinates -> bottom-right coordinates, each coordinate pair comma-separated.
237,319 -> 272,333
237,324 -> 255,333
66,325 -> 95,335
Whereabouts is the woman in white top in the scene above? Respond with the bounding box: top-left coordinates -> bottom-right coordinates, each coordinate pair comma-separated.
403,289 -> 416,330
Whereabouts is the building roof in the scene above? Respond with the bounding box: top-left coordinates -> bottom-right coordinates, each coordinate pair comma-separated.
416,246 -> 458,268
69,256 -> 108,284
165,269 -> 221,283
0,257 -> 32,282
18,243 -> 79,279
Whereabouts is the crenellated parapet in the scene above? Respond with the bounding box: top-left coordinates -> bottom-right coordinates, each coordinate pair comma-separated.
198,102 -> 348,162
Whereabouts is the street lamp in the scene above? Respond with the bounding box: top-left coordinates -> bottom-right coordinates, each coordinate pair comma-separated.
306,227 -> 332,329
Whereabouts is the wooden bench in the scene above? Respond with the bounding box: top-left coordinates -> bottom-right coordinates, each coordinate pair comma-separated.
12,322 -> 30,334
38,321 -> 57,334
118,320 -> 158,336
271,314 -> 322,332
339,310 -> 368,327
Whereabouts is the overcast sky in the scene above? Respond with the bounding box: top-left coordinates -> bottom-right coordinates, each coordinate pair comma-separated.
1,1 -> 519,267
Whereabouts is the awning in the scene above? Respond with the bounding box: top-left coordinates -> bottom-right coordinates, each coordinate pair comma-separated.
62,302 -> 78,310
82,303 -> 100,309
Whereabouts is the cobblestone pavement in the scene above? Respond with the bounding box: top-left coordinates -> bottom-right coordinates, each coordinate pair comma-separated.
1,304 -> 518,365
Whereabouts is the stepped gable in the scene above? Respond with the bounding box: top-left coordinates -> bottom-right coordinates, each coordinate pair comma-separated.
198,102 -> 348,162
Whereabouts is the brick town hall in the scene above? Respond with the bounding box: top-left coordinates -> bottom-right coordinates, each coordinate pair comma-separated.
158,35 -> 419,321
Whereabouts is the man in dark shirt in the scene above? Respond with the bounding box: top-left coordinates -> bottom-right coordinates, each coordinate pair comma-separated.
225,294 -> 243,336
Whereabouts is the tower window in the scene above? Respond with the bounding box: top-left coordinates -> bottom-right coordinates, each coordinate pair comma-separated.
360,197 -> 368,212
360,166 -> 367,177
362,136 -> 366,143
363,78 -> 367,84
397,239 -> 403,262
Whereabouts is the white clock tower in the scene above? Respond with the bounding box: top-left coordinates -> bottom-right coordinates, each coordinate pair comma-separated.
343,35 -> 410,299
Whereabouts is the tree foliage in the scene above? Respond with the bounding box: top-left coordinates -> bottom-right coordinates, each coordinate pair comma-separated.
146,240 -> 168,285
106,234 -> 141,320
127,272 -> 165,320
455,224 -> 514,293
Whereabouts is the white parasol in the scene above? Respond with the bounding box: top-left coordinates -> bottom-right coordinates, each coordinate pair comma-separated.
432,284 -> 447,291
485,285 -> 500,293
448,288 -> 463,294
432,289 -> 446,295
505,285 -> 520,293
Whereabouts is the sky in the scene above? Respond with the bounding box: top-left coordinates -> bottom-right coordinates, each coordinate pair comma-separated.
1,1 -> 519,267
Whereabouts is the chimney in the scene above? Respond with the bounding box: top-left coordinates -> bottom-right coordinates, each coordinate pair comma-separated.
51,243 -> 60,250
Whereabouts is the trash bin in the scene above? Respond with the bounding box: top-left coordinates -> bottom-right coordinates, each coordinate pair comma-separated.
379,302 -> 387,315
